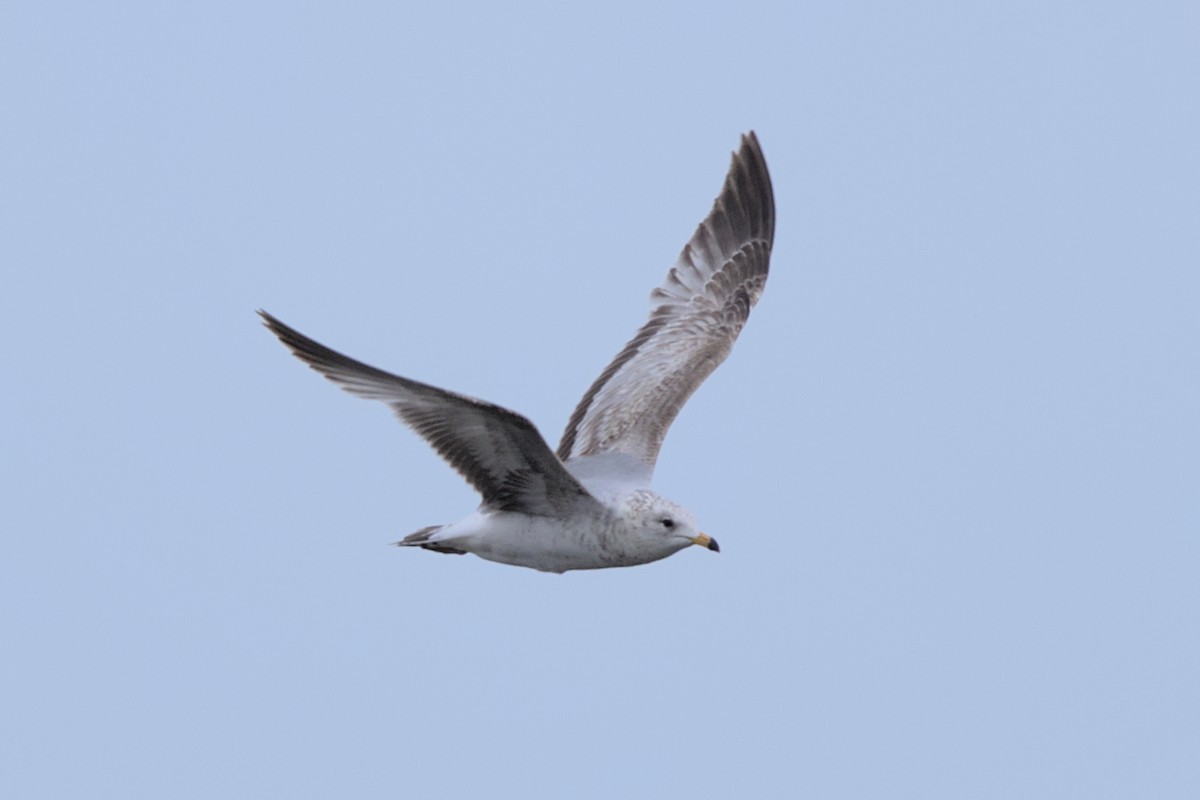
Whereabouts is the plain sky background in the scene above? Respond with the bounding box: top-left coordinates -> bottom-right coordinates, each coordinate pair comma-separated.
3,1 -> 1197,797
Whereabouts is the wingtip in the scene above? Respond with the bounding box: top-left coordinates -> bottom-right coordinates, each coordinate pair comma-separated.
258,310 -> 311,352
737,130 -> 764,162
729,130 -> 774,247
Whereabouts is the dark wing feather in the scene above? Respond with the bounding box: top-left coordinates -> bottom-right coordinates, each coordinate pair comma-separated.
556,132 -> 775,471
260,311 -> 596,516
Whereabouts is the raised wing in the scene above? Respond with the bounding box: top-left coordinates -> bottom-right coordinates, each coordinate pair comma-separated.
556,132 -> 775,470
260,311 -> 597,516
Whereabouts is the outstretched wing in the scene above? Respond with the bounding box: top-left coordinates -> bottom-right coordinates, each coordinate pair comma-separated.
260,311 -> 597,516
556,131 -> 775,471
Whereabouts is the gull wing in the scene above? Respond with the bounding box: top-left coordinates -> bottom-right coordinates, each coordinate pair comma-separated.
556,132 -> 775,471
260,311 -> 597,516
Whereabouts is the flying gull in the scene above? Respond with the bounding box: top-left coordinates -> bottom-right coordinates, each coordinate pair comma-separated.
260,132 -> 775,572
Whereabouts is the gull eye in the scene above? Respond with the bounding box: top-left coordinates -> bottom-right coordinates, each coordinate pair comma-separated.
660,518 -> 675,529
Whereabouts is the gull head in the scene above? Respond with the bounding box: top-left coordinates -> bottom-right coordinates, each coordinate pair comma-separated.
618,489 -> 719,560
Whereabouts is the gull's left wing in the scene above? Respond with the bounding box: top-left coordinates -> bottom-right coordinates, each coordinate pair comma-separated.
261,311 -> 598,517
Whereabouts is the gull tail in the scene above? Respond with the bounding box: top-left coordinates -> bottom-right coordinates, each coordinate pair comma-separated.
395,525 -> 467,555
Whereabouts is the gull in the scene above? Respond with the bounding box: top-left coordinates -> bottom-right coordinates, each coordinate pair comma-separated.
260,132 -> 774,572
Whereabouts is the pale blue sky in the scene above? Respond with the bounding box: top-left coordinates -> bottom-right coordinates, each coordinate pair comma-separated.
3,1 -> 1197,797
